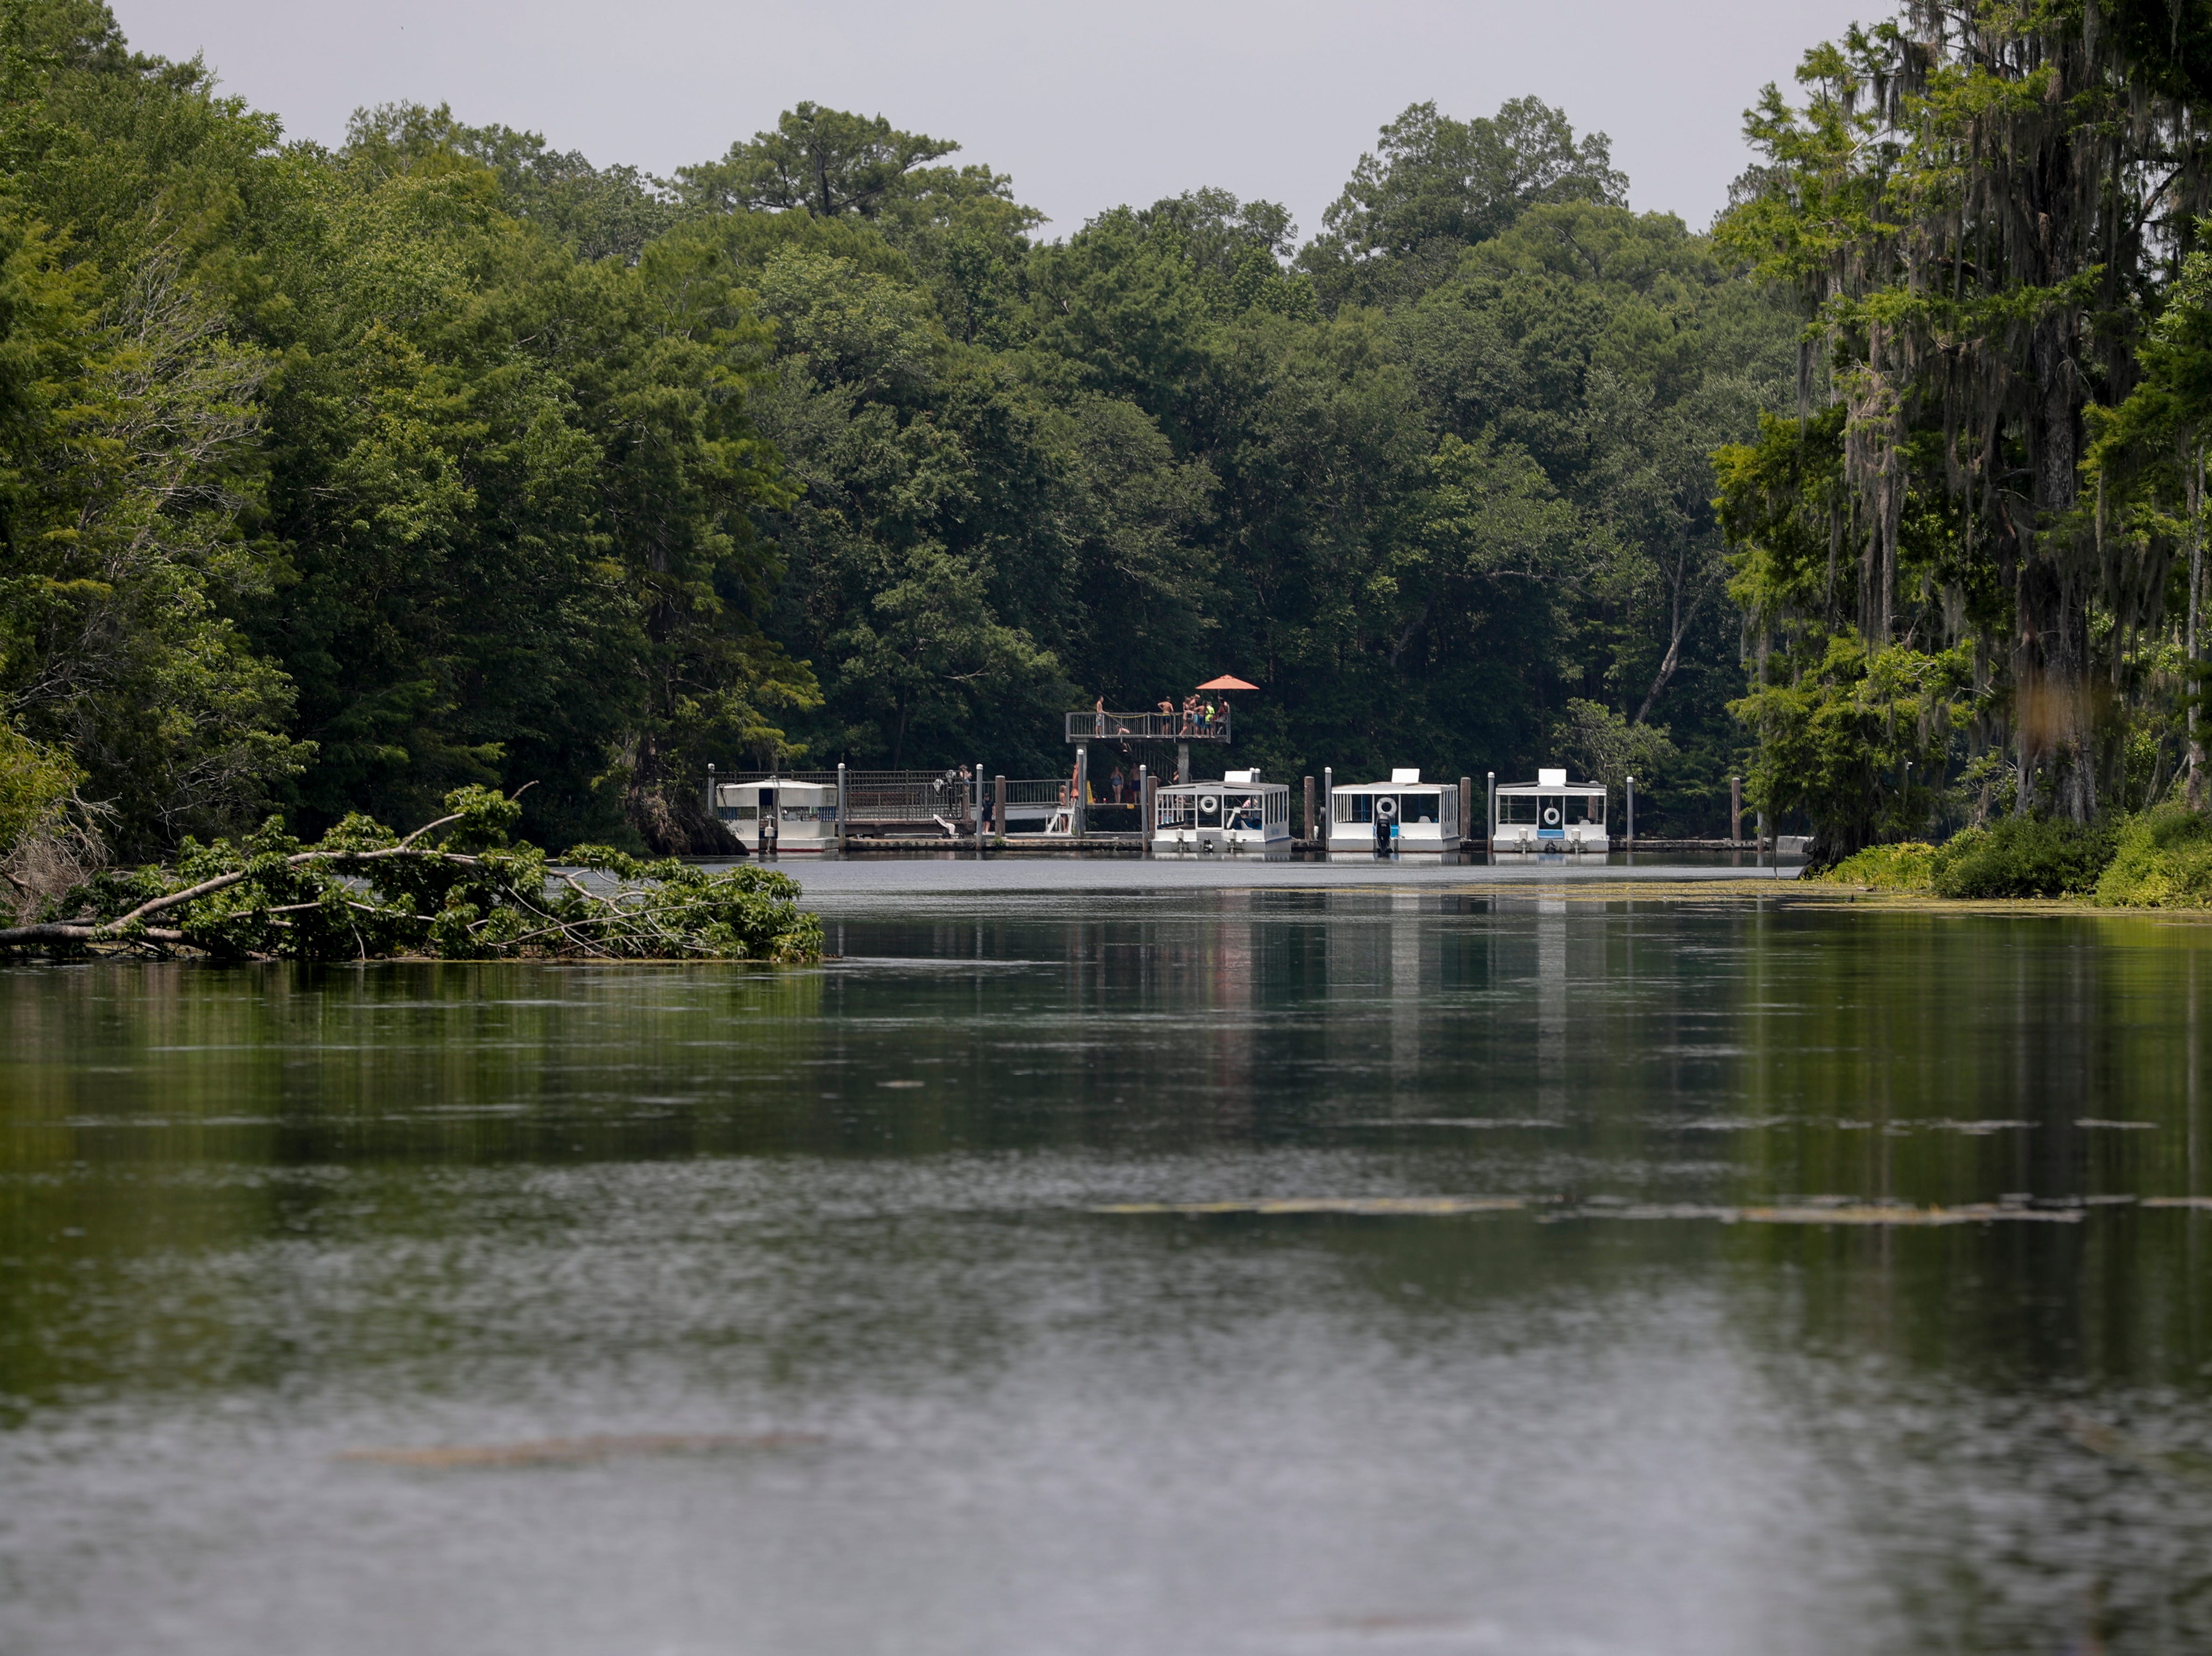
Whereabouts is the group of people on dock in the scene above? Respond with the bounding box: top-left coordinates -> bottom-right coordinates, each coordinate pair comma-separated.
1157,695 -> 1221,736
1088,693 -> 1226,737
1059,764 -> 1141,810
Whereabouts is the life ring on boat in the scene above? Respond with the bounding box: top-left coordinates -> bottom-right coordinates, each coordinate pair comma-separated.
1198,794 -> 1220,814
1375,797 -> 1398,819
1542,806 -> 1561,827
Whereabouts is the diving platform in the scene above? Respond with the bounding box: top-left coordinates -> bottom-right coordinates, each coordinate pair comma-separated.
1065,709 -> 1233,744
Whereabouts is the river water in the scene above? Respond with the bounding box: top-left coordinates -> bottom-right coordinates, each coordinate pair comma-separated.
3,871 -> 2210,1654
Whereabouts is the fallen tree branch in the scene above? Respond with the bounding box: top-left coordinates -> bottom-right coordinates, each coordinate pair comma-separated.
92,842 -> 483,937
0,785 -> 821,963
0,922 -> 189,946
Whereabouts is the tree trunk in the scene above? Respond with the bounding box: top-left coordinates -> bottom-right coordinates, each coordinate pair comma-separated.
2189,446 -> 2205,808
2014,308 -> 2096,822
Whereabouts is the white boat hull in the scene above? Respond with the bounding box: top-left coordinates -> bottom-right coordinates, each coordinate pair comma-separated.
1152,825 -> 1289,853
1326,823 -> 1458,853
1490,826 -> 1608,852
727,823 -> 837,854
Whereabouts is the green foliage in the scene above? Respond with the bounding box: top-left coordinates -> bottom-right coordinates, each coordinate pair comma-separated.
1815,841 -> 1941,891
21,785 -> 823,961
671,103 -> 959,220
0,4 -> 1799,848
348,102 -> 676,263
1930,817 -> 2120,900
1299,98 -> 1627,310
1733,633 -> 1971,862
0,182 -> 310,854
0,719 -> 77,851
1717,5 -> 2212,827
1818,811 -> 2190,901
2093,807 -> 2212,908
1557,698 -> 1675,790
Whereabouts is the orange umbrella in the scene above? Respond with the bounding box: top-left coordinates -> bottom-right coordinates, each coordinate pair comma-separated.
1195,675 -> 1258,691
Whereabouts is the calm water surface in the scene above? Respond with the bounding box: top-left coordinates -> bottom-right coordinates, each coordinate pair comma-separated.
4,877 -> 2211,1655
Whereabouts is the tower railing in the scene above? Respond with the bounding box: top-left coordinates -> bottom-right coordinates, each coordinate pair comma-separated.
1064,708 -> 1231,743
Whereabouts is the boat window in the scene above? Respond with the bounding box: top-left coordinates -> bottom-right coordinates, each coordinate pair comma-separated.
1336,793 -> 1375,823
1500,796 -> 1539,824
1565,794 -> 1603,825
1409,795 -> 1436,823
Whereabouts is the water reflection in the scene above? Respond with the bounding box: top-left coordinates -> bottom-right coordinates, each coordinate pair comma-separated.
1,891 -> 2210,1654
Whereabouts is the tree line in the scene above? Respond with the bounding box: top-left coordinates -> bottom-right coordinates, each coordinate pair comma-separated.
1719,0 -> 2212,860
1,0 -> 1864,875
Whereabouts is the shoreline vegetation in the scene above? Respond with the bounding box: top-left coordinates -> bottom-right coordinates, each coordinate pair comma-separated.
1815,809 -> 2212,908
0,787 -> 824,963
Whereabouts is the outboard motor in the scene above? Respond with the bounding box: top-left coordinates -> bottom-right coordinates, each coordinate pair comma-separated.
759,785 -> 778,857
1197,790 -> 1222,851
1374,795 -> 1396,856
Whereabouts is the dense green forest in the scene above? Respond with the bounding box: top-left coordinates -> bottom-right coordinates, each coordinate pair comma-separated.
1719,0 -> 2212,858
0,0 -> 1794,862
16,0 -> 2212,871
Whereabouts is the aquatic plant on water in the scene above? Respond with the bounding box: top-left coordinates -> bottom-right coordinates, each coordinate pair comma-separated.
0,786 -> 823,962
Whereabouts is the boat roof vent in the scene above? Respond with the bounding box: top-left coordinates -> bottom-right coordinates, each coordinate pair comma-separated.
1537,767 -> 1568,787
1224,769 -> 1255,784
1390,768 -> 1421,784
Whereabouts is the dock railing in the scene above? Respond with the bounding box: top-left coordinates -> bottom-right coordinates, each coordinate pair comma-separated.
1064,708 -> 1231,744
996,777 -> 1143,835
726,770 -> 1146,837
729,770 -> 971,826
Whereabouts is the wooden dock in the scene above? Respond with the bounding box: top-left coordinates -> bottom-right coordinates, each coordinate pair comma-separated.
823,835 -> 1794,857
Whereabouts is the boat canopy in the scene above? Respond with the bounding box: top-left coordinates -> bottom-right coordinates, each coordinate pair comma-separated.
1494,767 -> 1604,798
1157,774 -> 1286,797
1331,769 -> 1451,794
717,778 -> 835,804
715,778 -> 841,828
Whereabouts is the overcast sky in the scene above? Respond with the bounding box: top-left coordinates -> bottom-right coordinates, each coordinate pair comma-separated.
112,0 -> 1879,242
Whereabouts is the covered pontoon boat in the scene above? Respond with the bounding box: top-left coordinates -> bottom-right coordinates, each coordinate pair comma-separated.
1492,768 -> 1606,852
1152,770 -> 1291,852
714,778 -> 839,854
1326,769 -> 1460,852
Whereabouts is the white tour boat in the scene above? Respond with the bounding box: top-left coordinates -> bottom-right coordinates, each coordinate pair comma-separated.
1326,769 -> 1461,853
1492,768 -> 1607,852
1152,770 -> 1291,852
714,777 -> 839,854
